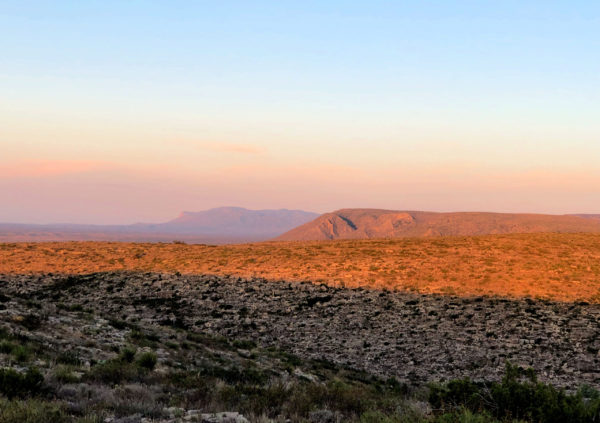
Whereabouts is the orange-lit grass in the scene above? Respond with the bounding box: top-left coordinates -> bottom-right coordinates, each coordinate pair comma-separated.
2,233 -> 600,303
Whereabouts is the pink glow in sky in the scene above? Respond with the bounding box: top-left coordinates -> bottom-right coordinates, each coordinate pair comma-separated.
1,2 -> 599,224
2,156 -> 599,224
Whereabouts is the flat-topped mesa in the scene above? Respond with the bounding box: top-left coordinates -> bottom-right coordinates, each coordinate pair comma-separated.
275,208 -> 600,241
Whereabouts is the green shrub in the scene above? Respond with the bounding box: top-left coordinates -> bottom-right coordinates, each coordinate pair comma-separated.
56,350 -> 81,366
360,410 -> 400,422
434,409 -> 497,423
232,339 -> 257,350
323,380 -> 375,416
12,345 -> 30,363
136,352 -> 157,370
216,383 -> 290,418
198,363 -> 267,385
118,346 -> 137,363
0,327 -> 10,339
0,367 -> 44,399
429,378 -> 485,412
429,363 -> 600,423
107,319 -> 128,330
87,360 -> 139,385
129,328 -> 145,340
0,340 -> 15,354
165,341 -> 179,350
129,329 -> 158,347
16,314 -> 43,331
53,366 -> 79,384
57,303 -> 85,312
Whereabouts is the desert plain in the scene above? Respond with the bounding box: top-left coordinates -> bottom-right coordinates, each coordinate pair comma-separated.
3,233 -> 600,302
2,234 -> 600,422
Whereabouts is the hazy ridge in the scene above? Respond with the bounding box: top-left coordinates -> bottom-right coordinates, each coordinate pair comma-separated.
0,207 -> 318,243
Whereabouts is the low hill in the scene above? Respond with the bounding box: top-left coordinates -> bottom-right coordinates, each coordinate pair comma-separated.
276,209 -> 600,241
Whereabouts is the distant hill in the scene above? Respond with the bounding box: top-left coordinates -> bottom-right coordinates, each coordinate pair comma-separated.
276,209 -> 600,241
157,207 -> 319,236
0,207 -> 319,243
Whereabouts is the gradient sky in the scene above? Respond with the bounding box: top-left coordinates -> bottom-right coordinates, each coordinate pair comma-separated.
1,1 -> 599,224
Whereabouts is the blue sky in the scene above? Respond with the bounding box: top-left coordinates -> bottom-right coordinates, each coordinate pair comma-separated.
1,1 -> 599,223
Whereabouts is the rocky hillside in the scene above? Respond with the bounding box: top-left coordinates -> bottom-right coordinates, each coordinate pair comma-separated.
276,209 -> 600,241
2,272 -> 600,422
2,272 -> 600,388
0,272 -> 432,423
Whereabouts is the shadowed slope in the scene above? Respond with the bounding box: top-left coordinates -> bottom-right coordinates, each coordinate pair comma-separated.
276,209 -> 600,241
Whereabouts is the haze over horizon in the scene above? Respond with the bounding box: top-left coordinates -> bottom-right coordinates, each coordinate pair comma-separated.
2,206 -> 600,227
2,1 -> 599,224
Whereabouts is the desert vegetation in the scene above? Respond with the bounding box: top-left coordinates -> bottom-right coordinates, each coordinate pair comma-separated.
2,233 -> 600,302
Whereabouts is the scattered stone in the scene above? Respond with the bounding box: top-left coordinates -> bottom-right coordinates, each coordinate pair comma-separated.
2,271 -> 600,389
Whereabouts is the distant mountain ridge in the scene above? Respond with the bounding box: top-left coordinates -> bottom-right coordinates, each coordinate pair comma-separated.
0,207 -> 319,243
276,209 -> 600,241
4,208 -> 600,244
161,207 -> 319,236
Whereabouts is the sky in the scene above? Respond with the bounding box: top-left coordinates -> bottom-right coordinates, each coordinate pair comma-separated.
1,1 -> 599,224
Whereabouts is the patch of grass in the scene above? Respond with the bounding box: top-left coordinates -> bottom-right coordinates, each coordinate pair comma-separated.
0,398 -> 69,423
